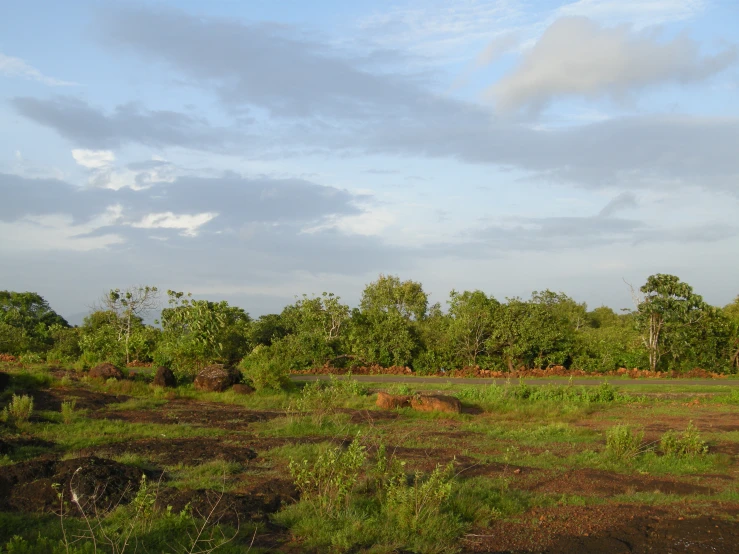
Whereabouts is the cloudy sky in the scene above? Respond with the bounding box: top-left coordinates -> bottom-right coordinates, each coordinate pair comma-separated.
1,0 -> 738,322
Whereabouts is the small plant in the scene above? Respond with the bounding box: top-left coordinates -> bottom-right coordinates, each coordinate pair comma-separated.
388,383 -> 413,396
61,399 -> 77,424
661,421 -> 709,457
18,351 -> 44,365
605,425 -> 644,461
0,394 -> 34,425
289,434 -> 367,516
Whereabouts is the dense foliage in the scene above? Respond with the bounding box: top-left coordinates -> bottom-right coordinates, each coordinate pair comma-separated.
2,273 -> 738,380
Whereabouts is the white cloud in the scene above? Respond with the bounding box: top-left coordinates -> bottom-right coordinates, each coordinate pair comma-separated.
0,52 -> 78,86
0,205 -> 124,252
132,212 -> 218,236
72,149 -> 115,169
302,207 -> 395,237
490,16 -> 737,112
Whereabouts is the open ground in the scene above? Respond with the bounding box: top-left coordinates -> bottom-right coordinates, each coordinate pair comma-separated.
2,364 -> 739,553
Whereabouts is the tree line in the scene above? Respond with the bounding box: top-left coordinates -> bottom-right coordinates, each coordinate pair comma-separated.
1,274 -> 738,379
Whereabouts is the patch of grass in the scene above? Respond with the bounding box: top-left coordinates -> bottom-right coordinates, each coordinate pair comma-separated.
166,459 -> 245,491
60,399 -> 76,424
31,417 -> 228,450
0,394 -> 34,426
605,425 -> 645,461
660,421 -> 709,457
256,412 -> 360,438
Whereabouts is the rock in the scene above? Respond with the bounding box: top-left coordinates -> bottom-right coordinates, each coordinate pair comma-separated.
152,366 -> 177,388
89,363 -> 123,381
194,365 -> 235,392
376,391 -> 411,409
232,384 -> 255,395
410,394 -> 462,414
0,372 -> 9,392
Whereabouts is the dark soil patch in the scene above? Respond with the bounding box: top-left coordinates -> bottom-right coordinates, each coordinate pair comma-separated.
346,409 -> 401,424
0,456 -> 152,514
29,388 -> 130,412
82,437 -> 258,466
0,437 -> 55,456
529,468 -> 718,497
464,503 -> 739,553
155,478 -> 298,527
91,399 -> 282,431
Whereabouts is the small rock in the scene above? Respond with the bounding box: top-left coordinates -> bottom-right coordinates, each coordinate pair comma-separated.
152,366 -> 177,388
194,365 -> 235,392
376,391 -> 411,409
232,383 -> 255,395
410,394 -> 462,414
89,363 -> 123,381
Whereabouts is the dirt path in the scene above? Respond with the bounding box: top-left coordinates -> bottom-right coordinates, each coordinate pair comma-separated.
292,375 -> 739,387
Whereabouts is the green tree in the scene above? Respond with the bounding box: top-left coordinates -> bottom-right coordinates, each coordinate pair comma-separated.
725,297 -> 739,371
101,286 -> 159,365
0,291 -> 69,354
155,291 -> 251,375
446,290 -> 499,367
636,274 -> 708,372
360,274 -> 428,321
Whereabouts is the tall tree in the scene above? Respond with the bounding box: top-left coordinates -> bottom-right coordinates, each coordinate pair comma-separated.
636,274 -> 707,372
101,286 -> 159,365
0,291 -> 68,354
360,274 -> 428,321
447,290 -> 499,367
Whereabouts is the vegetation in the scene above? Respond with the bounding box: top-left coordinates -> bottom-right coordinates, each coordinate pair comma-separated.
1,273 -> 738,388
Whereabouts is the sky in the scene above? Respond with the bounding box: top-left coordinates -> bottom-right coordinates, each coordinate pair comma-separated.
1,0 -> 738,324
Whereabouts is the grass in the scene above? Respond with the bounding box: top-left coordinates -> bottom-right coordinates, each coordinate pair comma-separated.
3,362 -> 739,552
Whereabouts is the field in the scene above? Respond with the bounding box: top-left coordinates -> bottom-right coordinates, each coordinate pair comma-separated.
2,365 -> 739,553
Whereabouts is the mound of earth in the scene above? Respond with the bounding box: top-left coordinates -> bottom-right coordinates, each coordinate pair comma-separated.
153,366 -> 176,387
82,437 -> 258,466
232,383 -> 255,395
194,365 -> 237,392
156,479 -> 298,527
89,363 -> 124,381
0,456 -> 149,514
410,394 -> 462,414
376,391 -> 411,409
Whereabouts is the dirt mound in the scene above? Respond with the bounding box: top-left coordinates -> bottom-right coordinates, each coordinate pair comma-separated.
156,479 -> 298,527
0,456 -> 147,514
89,363 -> 124,381
410,394 -> 462,414
91,398 -> 282,430
194,365 -> 236,392
30,388 -> 131,412
376,391 -> 411,409
82,438 -> 258,466
0,354 -> 17,363
152,366 -> 176,387
232,384 -> 255,395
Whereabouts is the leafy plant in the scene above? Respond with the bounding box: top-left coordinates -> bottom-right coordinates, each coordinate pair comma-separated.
1,394 -> 34,425
660,421 -> 709,457
289,435 -> 367,517
605,425 -> 645,461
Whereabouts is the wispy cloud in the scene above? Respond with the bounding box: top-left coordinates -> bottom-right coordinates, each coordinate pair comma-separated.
0,52 -> 78,86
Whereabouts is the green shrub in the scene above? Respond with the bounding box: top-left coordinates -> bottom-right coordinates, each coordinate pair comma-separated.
660,421 -> 709,457
18,352 -> 44,365
605,425 -> 644,461
289,435 -> 367,516
1,394 -> 34,425
238,346 -> 291,391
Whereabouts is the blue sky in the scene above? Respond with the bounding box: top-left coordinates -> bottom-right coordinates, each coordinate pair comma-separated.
1,0 -> 738,322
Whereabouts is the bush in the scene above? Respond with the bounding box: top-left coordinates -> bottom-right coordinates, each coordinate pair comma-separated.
1,394 -> 34,425
289,435 -> 367,516
605,425 -> 644,461
660,421 -> 708,457
61,399 -> 76,425
18,352 -> 44,365
238,346 -> 291,391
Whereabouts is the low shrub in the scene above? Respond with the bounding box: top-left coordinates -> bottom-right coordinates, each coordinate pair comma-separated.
1,394 -> 34,425
60,399 -> 76,425
605,425 -> 644,461
660,421 -> 709,457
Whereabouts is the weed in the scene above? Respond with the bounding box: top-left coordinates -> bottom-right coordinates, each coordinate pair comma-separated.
1,394 -> 34,425
605,425 -> 645,461
660,421 -> 709,457
60,399 -> 77,424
